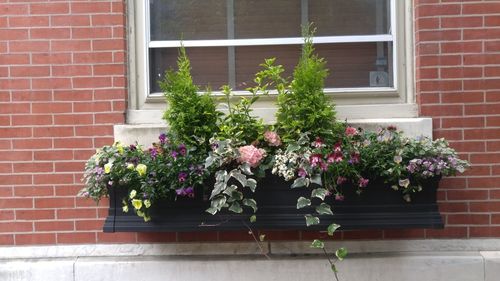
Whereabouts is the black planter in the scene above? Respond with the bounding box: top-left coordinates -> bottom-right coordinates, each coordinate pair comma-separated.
103,176 -> 443,232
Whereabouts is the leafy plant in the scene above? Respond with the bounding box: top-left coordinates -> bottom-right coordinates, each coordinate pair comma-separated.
275,25 -> 338,144
159,46 -> 221,152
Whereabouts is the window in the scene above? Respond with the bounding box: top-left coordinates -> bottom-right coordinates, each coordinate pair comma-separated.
127,0 -> 416,123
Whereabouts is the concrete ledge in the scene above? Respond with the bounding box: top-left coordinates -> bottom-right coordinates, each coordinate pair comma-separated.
115,117 -> 433,147
1,240 -> 499,281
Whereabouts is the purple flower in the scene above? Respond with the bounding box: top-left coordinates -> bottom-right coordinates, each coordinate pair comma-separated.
149,148 -> 158,159
171,151 -> 178,159
159,133 -> 168,144
129,144 -> 137,151
298,168 -> 308,178
176,187 -> 195,198
178,144 -> 187,156
95,167 -> 104,175
178,172 -> 188,183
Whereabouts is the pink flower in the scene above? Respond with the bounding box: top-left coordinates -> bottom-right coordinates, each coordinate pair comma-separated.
309,154 -> 323,167
335,194 -> 345,201
313,137 -> 323,148
298,168 -> 308,178
336,176 -> 347,185
358,177 -> 369,188
238,145 -> 266,168
263,131 -> 282,146
345,126 -> 358,136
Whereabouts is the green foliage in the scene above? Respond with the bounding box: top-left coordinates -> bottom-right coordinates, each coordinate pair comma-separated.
275,25 -> 338,144
159,46 -> 221,151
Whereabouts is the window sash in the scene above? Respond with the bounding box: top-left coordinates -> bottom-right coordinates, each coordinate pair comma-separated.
142,0 -> 399,96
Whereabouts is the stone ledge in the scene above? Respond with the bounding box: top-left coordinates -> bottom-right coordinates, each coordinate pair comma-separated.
115,117 -> 433,147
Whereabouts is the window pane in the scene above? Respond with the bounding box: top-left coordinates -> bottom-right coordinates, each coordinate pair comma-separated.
149,47 -> 228,93
234,42 -> 393,90
150,0 -> 227,40
149,0 -> 391,41
310,0 -> 391,36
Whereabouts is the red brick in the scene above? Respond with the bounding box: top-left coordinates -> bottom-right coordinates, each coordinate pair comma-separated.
0,79 -> 30,89
468,177 -> 500,189
75,102 -> 112,113
447,189 -> 489,202
447,140 -> 485,152
487,141 -> 500,152
112,101 -> 126,111
0,163 -> 12,174
97,232 -> 137,243
16,233 -> 56,245
33,173 -> 74,185
448,214 -> 490,225
0,210 -> 14,221
51,40 -> 91,52
36,221 -> 74,231
57,208 -> 96,219
11,66 -> 50,77
442,92 -> 484,104
419,80 -> 462,92
441,67 -> 483,79
72,149 -> 95,161
464,28 -> 500,40
94,113 -> 125,124
94,89 -> 126,100
462,165 -> 491,177
485,16 -> 500,27
464,128 -> 500,140
53,114 -> 93,125
177,231 -> 219,242
0,127 -> 31,138
342,230 -> 384,240
75,219 -> 103,231
425,227 -> 467,238
441,17 -> 483,28
32,78 -> 72,90
421,104 -> 463,117
470,227 -> 500,238
470,202 -> 500,212
92,39 -> 125,51
54,137 -> 93,149
485,66 -> 500,77
112,26 -> 125,39
30,3 -> 69,14
486,92 -> 500,102
417,4 -> 461,17
57,232 -> 96,244
9,41 -> 49,52
218,231 -> 255,242
112,77 -> 126,87
73,52 -> 113,63
0,54 -> 29,65
52,65 -> 92,77
11,91 -> 52,102
92,14 -> 124,26
30,28 -> 70,39
465,104 -> 500,116
0,234 -> 14,245
32,53 -> 71,65
0,29 -> 28,40
417,30 -> 462,42
71,2 -> 111,14
12,138 -> 52,150
73,77 -> 112,89
416,17 -> 439,30
491,189 -> 500,199
93,64 -> 125,76
0,198 -> 33,209
485,41 -> 500,52
420,55 -> 461,67
0,175 -> 32,185
464,54 -> 500,65
112,2 -> 125,13
8,16 -> 49,27
72,27 -> 112,39
16,209 -> 55,220
14,185 -> 54,197
35,197 -> 75,209
439,177 -> 467,189
52,15 -> 90,26
13,162 -> 53,173
441,42 -> 482,54
136,232 -> 177,243
0,222 -> 32,232
471,153 -> 500,164
463,3 -> 500,14
487,116 -> 500,127
0,4 -> 28,15
493,214 -> 500,225
0,187 -> 13,197
55,185 -> 83,197
0,151 -> 32,162
464,79 -> 500,91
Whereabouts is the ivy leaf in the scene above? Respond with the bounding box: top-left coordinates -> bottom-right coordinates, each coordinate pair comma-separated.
230,169 -> 247,187
246,178 -> 257,192
205,154 -> 216,169
230,190 -> 243,201
310,239 -> 324,249
297,197 -> 311,209
315,203 -> 333,215
250,215 -> 256,223
311,188 -> 328,200
229,202 -> 243,213
335,247 -> 348,261
240,163 -> 253,175
291,177 -> 308,189
222,184 -> 237,196
305,215 -> 320,226
310,173 -> 322,186
205,207 -> 218,215
210,181 -> 226,199
259,234 -> 266,242
286,143 -> 300,153
327,223 -> 340,236
243,198 -> 258,213
331,264 -> 338,273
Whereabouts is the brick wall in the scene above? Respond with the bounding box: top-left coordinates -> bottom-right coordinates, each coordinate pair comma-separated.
0,0 -> 499,246
415,0 -> 500,238
0,1 -> 127,245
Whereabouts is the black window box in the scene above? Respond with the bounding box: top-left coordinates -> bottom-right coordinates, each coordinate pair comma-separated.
103,176 -> 443,232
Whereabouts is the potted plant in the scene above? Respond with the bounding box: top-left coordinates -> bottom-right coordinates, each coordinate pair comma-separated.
79,28 -> 468,233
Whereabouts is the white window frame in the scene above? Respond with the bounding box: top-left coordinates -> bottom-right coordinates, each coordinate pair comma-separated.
126,0 -> 416,124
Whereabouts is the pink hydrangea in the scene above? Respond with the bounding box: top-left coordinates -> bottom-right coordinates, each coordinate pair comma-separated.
263,131 -> 282,146
238,145 -> 266,168
345,126 -> 358,136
